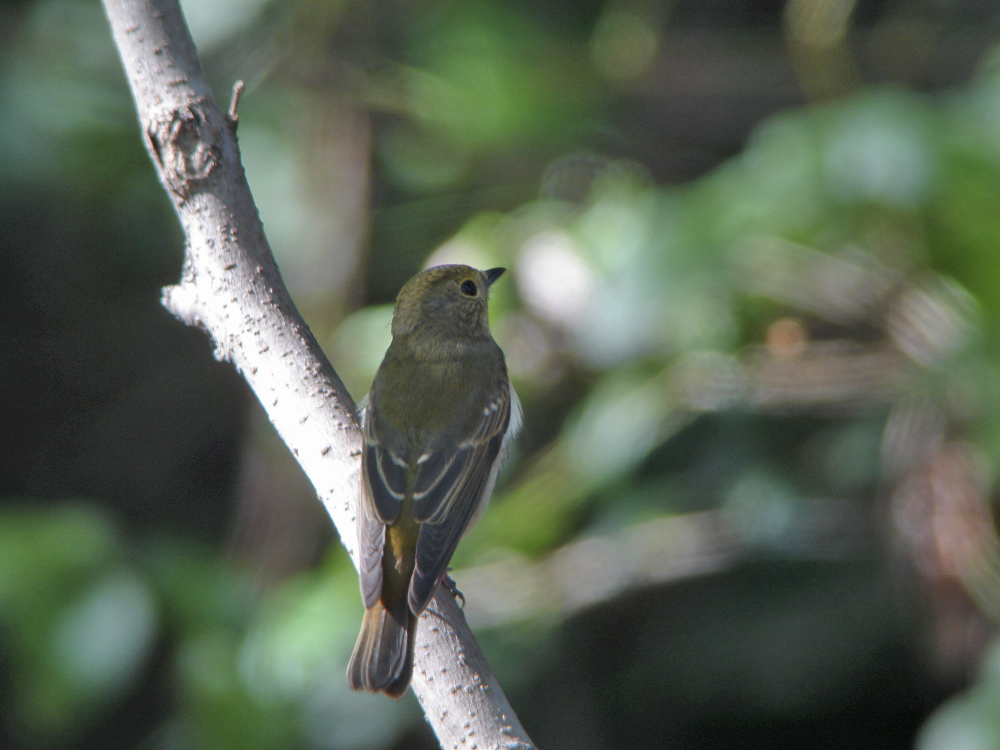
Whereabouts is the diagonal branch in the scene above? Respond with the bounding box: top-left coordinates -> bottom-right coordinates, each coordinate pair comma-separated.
100,1 -> 535,747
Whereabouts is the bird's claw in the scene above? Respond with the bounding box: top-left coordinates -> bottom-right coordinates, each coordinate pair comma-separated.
441,569 -> 465,608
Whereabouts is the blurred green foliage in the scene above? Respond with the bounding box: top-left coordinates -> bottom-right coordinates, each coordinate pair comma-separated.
4,0 -> 1000,749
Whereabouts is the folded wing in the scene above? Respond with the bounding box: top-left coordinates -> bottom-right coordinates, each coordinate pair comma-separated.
357,411 -> 405,608
407,385 -> 511,614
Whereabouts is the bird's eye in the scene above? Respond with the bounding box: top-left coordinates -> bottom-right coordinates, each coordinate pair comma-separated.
460,280 -> 477,297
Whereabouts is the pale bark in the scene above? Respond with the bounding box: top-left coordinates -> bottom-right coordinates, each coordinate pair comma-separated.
101,1 -> 535,747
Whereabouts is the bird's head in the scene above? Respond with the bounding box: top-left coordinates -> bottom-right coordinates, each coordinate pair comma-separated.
391,264 -> 506,340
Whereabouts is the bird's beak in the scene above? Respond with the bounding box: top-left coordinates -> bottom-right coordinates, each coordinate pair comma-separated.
484,267 -> 506,287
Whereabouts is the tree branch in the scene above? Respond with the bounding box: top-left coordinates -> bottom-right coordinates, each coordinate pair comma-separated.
101,1 -> 535,747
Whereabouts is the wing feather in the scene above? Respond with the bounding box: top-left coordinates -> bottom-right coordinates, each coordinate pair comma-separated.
411,389 -> 510,524
356,484 -> 385,609
407,383 -> 511,614
363,409 -> 405,524
357,397 -> 399,608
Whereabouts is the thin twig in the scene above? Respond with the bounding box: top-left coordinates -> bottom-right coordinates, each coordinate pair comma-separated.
228,79 -> 245,124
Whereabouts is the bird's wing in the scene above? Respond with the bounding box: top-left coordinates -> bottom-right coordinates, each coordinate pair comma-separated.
357,398 -> 406,608
407,382 -> 511,614
362,407 -> 408,524
356,484 -> 385,609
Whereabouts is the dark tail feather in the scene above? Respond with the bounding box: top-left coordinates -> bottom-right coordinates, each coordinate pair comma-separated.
346,597 -> 416,698
383,624 -> 416,699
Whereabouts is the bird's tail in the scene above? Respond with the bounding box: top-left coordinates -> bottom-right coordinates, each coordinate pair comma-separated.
346,597 -> 416,698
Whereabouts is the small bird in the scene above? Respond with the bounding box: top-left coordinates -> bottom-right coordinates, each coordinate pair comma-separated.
347,264 -> 520,698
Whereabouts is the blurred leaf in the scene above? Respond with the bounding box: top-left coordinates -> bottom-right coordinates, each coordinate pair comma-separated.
52,571 -> 157,693
240,558 -> 417,750
145,541 -> 256,638
820,88 -> 939,208
178,0 -> 272,50
177,630 -> 299,750
0,505 -> 155,745
325,304 -> 394,402
0,0 -> 144,189
916,641 -> 1000,750
404,0 -> 592,150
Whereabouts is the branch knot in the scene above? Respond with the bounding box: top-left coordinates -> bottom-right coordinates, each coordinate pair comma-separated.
145,102 -> 222,199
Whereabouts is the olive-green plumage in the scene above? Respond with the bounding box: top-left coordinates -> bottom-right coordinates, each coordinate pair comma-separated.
347,264 -> 519,698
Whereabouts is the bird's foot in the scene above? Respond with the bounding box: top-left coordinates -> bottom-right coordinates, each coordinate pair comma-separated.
441,570 -> 465,608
